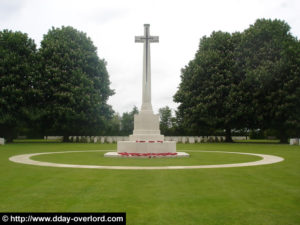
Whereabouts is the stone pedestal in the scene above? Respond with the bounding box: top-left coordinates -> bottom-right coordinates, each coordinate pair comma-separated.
118,141 -> 176,153
129,111 -> 164,141
118,109 -> 176,154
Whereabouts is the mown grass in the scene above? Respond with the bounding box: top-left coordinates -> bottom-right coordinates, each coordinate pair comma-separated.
32,150 -> 261,167
13,139 -> 62,143
0,142 -> 299,225
235,139 -> 280,144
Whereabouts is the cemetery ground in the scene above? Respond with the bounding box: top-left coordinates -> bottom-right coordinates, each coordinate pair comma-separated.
0,142 -> 299,225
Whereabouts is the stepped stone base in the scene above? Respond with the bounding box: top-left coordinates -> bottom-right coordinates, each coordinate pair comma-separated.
129,134 -> 164,141
117,141 -> 176,153
116,108 -> 179,154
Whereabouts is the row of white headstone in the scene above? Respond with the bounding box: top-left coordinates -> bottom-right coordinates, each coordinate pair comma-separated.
166,136 -> 227,143
69,136 -> 129,143
44,136 -> 63,140
290,138 -> 300,145
67,136 -> 249,143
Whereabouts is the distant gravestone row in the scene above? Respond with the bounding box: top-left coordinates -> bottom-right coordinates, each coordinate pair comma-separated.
164,136 -> 225,143
1,136 -> 300,145
165,136 -> 247,143
68,136 -> 130,144
290,138 -> 300,145
44,136 -> 63,141
66,136 -> 249,144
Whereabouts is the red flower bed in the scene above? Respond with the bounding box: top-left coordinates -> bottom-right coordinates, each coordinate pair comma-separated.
118,152 -> 177,157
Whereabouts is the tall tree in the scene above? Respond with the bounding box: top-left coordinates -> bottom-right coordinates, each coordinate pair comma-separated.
174,31 -> 243,141
38,26 -> 114,141
105,112 -> 121,135
120,106 -> 139,135
236,19 -> 300,142
0,30 -> 38,142
159,106 -> 174,135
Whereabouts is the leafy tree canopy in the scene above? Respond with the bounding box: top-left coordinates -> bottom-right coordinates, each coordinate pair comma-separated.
174,31 -> 243,141
0,30 -> 38,141
159,106 -> 174,135
38,26 -> 114,140
237,19 -> 300,142
120,106 -> 139,135
174,19 -> 300,142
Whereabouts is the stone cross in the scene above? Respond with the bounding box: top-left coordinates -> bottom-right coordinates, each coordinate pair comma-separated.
135,24 -> 159,112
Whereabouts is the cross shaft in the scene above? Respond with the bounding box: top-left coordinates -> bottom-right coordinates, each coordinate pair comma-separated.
135,24 -> 159,112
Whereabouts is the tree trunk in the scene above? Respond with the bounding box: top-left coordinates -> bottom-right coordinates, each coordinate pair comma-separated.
279,137 -> 288,144
63,135 -> 70,143
0,126 -> 15,143
278,130 -> 288,144
225,128 -> 233,142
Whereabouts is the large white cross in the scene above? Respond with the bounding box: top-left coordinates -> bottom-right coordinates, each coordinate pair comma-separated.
135,24 -> 159,112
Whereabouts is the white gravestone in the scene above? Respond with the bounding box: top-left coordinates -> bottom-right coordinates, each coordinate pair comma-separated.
116,136 -> 123,142
177,136 -> 182,143
290,138 -> 299,145
188,137 -> 195,144
100,137 -> 105,144
107,137 -> 113,143
0,137 -> 5,145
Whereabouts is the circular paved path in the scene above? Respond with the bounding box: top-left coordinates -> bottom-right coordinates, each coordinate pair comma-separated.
9,150 -> 284,170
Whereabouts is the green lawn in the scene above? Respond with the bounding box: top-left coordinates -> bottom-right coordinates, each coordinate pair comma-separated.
0,142 -> 299,225
32,150 -> 261,167
235,139 -> 280,143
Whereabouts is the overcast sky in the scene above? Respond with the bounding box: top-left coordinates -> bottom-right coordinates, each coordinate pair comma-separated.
1,0 -> 299,115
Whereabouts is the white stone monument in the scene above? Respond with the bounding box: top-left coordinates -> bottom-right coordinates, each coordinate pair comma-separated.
105,24 -> 188,158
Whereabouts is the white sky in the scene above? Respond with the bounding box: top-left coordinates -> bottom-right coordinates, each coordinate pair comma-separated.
1,0 -> 299,114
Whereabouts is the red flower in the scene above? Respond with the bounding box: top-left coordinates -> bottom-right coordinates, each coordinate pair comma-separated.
118,152 -> 177,157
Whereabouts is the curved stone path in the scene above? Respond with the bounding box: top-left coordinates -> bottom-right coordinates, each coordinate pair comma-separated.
9,150 -> 284,170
